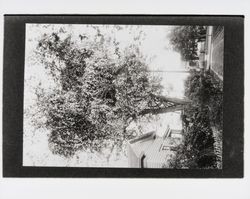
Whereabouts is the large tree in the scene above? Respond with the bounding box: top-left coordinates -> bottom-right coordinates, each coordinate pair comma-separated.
31,25 -> 165,157
168,26 -> 207,62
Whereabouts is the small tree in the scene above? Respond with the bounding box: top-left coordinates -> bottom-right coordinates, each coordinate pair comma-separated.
168,26 -> 207,62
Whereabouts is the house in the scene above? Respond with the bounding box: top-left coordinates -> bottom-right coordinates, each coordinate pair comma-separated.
197,40 -> 206,69
127,127 -> 183,168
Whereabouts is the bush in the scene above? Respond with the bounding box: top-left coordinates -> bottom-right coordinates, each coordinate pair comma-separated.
170,70 -> 222,169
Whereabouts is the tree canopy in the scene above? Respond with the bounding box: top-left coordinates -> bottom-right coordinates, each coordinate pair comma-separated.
168,26 -> 206,62
31,26 -> 164,157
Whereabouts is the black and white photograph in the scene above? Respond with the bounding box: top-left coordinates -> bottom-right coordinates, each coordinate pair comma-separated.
23,23 -> 224,169
0,0 -> 248,197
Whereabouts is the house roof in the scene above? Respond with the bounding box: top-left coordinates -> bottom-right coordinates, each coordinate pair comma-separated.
128,130 -> 182,167
128,131 -> 156,158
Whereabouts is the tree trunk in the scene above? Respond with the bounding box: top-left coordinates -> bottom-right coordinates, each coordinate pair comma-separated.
139,104 -> 185,116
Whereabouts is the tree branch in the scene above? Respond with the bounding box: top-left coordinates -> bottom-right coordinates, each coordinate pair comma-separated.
150,94 -> 191,105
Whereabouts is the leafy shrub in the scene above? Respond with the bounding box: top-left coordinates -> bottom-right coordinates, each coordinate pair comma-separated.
170,70 -> 222,168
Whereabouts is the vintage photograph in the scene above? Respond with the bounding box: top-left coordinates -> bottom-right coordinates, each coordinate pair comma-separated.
23,24 -> 223,169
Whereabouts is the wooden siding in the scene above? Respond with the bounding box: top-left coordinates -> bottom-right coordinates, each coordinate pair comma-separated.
144,137 -> 181,168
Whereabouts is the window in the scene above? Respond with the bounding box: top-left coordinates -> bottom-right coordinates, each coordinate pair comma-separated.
162,146 -> 170,151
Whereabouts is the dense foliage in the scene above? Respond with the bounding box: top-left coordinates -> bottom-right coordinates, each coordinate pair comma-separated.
31,26 -> 163,157
170,70 -> 223,168
168,26 -> 206,61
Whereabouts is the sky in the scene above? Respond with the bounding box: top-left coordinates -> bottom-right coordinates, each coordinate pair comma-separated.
23,24 -> 189,167
25,24 -> 189,98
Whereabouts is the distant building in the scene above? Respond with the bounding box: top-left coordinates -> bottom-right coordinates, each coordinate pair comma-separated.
183,60 -> 200,71
197,40 -> 206,69
127,127 -> 183,168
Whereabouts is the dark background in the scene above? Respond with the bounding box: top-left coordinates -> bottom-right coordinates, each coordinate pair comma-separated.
2,15 -> 244,178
